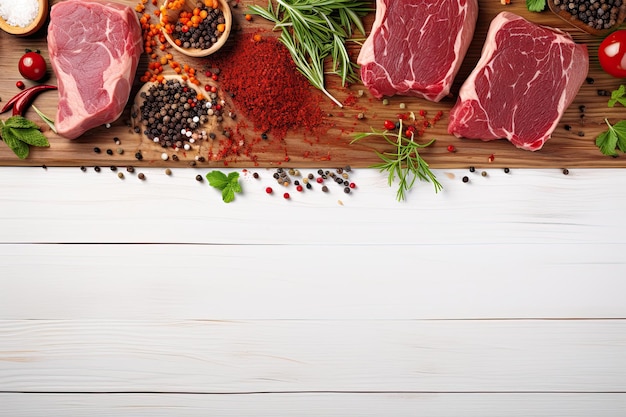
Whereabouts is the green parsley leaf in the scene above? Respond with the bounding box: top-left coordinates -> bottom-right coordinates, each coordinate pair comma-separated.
595,118 -> 626,156
206,170 -> 242,203
612,120 -> 626,152
526,0 -> 546,12
609,85 -> 626,107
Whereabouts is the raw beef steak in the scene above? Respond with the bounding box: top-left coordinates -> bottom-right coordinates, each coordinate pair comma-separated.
47,0 -> 143,139
447,12 -> 588,151
357,0 -> 479,102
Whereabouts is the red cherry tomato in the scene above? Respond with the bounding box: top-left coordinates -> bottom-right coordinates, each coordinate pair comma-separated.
599,30 -> 626,78
18,51 -> 47,81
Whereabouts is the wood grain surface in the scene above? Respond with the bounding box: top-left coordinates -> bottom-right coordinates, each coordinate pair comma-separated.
0,0 -> 624,168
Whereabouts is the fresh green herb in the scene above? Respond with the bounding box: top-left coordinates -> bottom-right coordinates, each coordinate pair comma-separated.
248,0 -> 371,107
351,120 -> 442,201
526,0 -> 546,12
0,115 -> 50,159
206,170 -> 242,203
31,105 -> 57,133
608,85 -> 626,107
595,118 -> 626,156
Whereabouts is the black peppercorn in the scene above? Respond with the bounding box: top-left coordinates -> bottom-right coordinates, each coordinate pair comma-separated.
462,176 -> 469,183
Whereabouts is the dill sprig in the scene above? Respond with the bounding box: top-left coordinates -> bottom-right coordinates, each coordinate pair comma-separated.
352,120 -> 442,201
248,0 -> 371,107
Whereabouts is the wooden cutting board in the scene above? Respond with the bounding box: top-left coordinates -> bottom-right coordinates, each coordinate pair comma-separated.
0,0 -> 624,168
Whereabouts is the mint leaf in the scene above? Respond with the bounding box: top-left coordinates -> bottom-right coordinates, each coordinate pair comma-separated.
1,125 -> 30,159
206,170 -> 229,189
526,0 -> 546,12
206,170 -> 242,203
609,85 -> 626,107
8,127 -> 49,147
4,115 -> 39,129
222,187 -> 236,203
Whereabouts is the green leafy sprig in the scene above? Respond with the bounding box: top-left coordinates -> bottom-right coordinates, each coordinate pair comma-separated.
526,0 -> 546,12
596,118 -> 626,156
0,115 -> 50,159
206,170 -> 242,203
248,0 -> 371,107
351,120 -> 442,201
608,85 -> 626,107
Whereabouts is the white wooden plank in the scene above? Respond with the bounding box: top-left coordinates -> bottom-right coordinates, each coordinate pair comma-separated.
1,243 -> 625,320
0,167 -> 625,245
1,319 -> 625,393
2,393 -> 625,417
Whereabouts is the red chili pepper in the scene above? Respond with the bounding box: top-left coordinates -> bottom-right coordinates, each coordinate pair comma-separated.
383,120 -> 396,130
1,88 -> 31,114
10,85 -> 57,116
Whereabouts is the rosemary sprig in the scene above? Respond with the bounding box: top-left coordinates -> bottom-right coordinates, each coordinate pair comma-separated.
248,0 -> 371,107
352,120 -> 442,201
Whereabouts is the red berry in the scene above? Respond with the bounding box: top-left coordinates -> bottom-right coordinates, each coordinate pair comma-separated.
419,109 -> 427,117
283,192 -> 290,199
349,182 -> 356,189
205,70 -> 212,77
383,120 -> 396,130
265,187 -> 273,194
204,85 -> 210,91
296,185 -> 303,192
316,177 -> 323,183
16,80 -> 25,89
447,145 -> 456,153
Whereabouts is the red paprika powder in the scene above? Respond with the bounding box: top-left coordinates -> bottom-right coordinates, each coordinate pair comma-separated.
205,32 -> 326,141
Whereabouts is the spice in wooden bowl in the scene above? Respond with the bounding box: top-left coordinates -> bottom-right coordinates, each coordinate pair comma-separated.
548,0 -> 626,36
160,0 -> 231,57
0,0 -> 48,37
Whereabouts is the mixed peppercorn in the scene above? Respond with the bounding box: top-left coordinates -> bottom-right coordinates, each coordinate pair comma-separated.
552,0 -> 624,31
138,78 -> 221,149
163,0 -> 227,50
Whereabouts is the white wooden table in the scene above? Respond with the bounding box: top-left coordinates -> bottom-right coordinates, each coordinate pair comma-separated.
1,165 -> 625,416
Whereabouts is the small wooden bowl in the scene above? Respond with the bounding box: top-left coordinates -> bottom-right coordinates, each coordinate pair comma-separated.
0,0 -> 48,37
160,0 -> 232,57
548,0 -> 626,37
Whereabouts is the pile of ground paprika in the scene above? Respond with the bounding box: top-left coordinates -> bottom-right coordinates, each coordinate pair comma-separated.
205,32 -> 326,140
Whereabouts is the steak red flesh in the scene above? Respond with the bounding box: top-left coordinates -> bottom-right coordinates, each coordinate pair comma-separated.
357,0 -> 479,102
447,12 -> 589,151
47,0 -> 143,139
